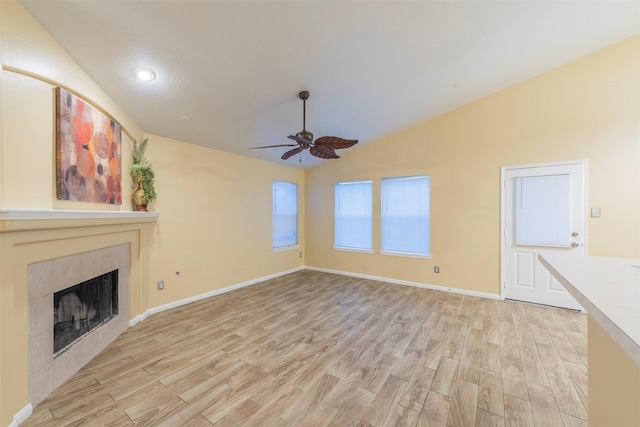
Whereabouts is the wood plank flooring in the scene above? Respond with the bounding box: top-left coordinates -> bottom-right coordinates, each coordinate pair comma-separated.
24,270 -> 588,426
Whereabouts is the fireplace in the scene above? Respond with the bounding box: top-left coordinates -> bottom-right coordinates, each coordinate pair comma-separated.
53,270 -> 119,354
27,244 -> 131,407
0,208 -> 157,426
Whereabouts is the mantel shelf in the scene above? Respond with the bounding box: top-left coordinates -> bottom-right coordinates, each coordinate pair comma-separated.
0,208 -> 159,232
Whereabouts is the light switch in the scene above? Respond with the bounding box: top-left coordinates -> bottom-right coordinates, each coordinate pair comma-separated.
591,207 -> 601,218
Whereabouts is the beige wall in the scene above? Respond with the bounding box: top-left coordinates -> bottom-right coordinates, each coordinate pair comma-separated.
0,1 -> 304,424
145,134 -> 305,308
306,35 -> 640,295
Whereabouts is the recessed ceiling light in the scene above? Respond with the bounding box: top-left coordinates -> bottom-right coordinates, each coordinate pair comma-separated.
136,69 -> 156,81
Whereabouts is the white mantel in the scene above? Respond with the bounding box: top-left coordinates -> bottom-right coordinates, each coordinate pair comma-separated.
0,208 -> 158,232
0,208 -> 158,220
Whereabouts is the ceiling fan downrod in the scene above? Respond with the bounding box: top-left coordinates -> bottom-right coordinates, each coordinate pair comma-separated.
297,91 -> 313,142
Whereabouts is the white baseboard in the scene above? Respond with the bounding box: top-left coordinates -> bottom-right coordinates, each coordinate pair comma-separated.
129,266 -> 305,327
129,264 -> 500,327
305,266 -> 501,300
10,403 -> 32,427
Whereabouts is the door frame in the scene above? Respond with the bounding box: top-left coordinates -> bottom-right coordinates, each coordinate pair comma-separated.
499,159 -> 589,304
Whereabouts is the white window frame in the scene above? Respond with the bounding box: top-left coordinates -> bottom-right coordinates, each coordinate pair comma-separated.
380,175 -> 431,259
272,180 -> 298,251
334,180 -> 373,253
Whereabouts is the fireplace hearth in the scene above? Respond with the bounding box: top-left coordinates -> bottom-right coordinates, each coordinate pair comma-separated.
54,270 -> 118,354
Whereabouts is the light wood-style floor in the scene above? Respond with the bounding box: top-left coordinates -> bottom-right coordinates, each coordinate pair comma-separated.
24,270 -> 588,426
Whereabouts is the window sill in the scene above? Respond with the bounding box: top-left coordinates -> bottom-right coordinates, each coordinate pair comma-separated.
333,246 -> 374,254
380,250 -> 431,260
273,245 -> 299,253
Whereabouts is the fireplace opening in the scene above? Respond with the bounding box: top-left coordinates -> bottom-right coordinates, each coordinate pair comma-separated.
54,270 -> 118,354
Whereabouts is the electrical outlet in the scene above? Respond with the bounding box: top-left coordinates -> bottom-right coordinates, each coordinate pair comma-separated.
157,280 -> 164,290
434,266 -> 440,273
299,252 -> 303,258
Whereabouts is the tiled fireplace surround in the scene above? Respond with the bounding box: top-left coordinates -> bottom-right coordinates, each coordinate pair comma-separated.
27,244 -> 130,406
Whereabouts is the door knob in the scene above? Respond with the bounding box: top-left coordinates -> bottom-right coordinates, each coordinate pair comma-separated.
571,242 -> 579,248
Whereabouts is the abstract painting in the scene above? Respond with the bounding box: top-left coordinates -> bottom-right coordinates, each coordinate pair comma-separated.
55,87 -> 122,204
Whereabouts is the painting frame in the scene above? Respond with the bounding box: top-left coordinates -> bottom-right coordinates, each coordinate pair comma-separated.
55,87 -> 123,205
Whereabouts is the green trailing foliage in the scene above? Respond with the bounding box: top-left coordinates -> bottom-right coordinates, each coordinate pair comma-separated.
129,138 -> 157,202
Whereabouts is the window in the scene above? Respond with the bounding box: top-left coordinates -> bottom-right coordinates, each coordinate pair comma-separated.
272,180 -> 298,249
381,175 -> 430,257
334,181 -> 373,251
514,174 -> 571,246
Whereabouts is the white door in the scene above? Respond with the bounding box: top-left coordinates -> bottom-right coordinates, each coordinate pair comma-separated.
502,161 -> 586,310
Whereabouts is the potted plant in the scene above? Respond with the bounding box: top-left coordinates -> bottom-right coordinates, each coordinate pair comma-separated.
129,138 -> 157,211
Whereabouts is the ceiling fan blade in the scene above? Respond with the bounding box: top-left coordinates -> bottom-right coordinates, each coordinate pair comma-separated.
250,144 -> 298,149
310,146 -> 340,159
281,147 -> 304,160
287,134 -> 310,144
314,136 -> 358,150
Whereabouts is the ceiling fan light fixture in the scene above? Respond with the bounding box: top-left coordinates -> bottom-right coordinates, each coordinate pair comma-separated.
296,130 -> 313,142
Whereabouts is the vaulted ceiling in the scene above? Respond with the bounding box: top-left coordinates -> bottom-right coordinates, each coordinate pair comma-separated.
18,0 -> 640,168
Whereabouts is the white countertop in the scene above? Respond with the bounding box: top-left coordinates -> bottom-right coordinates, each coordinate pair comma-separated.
538,253 -> 640,366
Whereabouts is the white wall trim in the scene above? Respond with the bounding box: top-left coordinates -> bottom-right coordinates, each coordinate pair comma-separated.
499,159 -> 588,172
129,266 -> 305,327
129,264 -> 502,328
305,266 -> 501,300
10,403 -> 32,427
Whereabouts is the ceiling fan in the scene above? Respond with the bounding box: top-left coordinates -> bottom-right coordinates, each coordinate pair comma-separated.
251,91 -> 358,160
